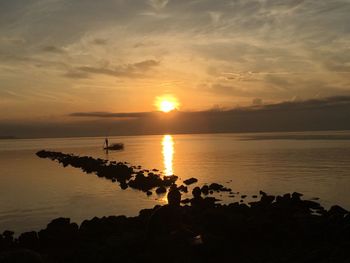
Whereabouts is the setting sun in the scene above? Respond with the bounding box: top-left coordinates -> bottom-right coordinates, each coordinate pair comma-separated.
155,95 -> 180,112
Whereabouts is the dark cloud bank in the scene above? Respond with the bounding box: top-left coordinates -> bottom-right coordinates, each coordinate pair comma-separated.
1,96 -> 350,138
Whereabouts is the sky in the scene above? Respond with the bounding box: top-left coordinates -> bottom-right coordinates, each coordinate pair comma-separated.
0,0 -> 350,136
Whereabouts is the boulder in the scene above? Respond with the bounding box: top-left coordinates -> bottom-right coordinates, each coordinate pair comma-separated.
183,178 -> 198,185
18,231 -> 39,249
201,185 -> 209,195
156,186 -> 167,194
178,185 -> 188,193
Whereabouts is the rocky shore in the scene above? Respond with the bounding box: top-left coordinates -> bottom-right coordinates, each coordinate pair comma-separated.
2,150 -> 349,262
1,188 -> 350,263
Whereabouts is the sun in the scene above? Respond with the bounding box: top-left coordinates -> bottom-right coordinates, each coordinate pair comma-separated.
159,100 -> 176,112
155,95 -> 180,113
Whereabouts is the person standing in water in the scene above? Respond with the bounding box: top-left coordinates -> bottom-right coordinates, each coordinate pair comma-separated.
104,137 -> 109,149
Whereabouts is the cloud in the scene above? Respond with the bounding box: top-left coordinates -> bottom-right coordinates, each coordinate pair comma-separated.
65,59 -> 160,79
257,95 -> 350,111
1,0 -> 350,119
91,38 -> 108,45
2,94 -> 350,139
0,89 -> 25,101
42,45 -> 65,54
201,82 -> 272,98
70,96 -> 350,117
208,11 -> 222,24
252,98 -> 263,106
203,83 -> 241,96
7,95 -> 346,138
1,37 -> 26,45
63,70 -> 90,79
148,0 -> 169,10
69,111 -> 151,118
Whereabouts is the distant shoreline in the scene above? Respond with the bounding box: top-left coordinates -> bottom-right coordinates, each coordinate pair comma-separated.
0,136 -> 17,140
1,129 -> 350,140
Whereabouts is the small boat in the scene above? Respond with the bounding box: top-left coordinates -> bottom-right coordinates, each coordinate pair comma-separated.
104,143 -> 124,151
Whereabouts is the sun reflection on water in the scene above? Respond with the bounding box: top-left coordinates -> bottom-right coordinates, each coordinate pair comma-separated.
162,135 -> 174,176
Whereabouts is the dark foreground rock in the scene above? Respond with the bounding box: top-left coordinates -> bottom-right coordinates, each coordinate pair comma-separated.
1,192 -> 350,263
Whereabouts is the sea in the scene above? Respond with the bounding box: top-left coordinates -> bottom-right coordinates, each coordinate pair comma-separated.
1,131 -> 350,234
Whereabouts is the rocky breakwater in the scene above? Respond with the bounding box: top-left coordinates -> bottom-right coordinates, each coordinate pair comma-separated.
1,189 -> 350,262
36,150 -> 178,195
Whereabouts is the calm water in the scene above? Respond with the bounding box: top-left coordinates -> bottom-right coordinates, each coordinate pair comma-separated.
1,131 -> 350,233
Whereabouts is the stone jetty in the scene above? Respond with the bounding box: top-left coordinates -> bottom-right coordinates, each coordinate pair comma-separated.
36,150 -> 178,194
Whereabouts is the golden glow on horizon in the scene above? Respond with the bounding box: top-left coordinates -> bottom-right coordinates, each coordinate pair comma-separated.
162,135 -> 174,176
155,95 -> 179,112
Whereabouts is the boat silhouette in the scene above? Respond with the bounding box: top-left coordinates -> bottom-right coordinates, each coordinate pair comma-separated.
104,142 -> 124,151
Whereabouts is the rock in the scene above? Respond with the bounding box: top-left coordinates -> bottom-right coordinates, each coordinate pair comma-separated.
180,198 -> 191,204
156,186 -> 167,194
302,200 -> 322,210
201,185 -> 209,195
328,205 -> 348,217
209,183 -> 223,191
167,185 -> 181,206
146,190 -> 152,196
120,182 -> 128,190
183,177 -> 198,185
163,175 -> 178,187
36,150 -> 178,195
260,194 -> 275,205
178,185 -> 188,193
292,192 -> 303,200
3,230 -> 14,242
0,249 -> 44,263
207,183 -> 232,192
283,193 -> 291,200
38,217 -> 78,248
5,189 -> 350,262
18,231 -> 39,249
192,187 -> 202,198
203,197 -> 219,206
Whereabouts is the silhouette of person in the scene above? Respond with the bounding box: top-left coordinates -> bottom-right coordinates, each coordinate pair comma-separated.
105,138 -> 109,149
147,184 -> 182,238
147,184 -> 199,250
167,184 -> 181,207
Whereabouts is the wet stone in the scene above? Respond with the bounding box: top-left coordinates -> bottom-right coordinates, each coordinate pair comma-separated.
178,185 -> 188,193
183,177 -> 198,185
156,186 -> 167,194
